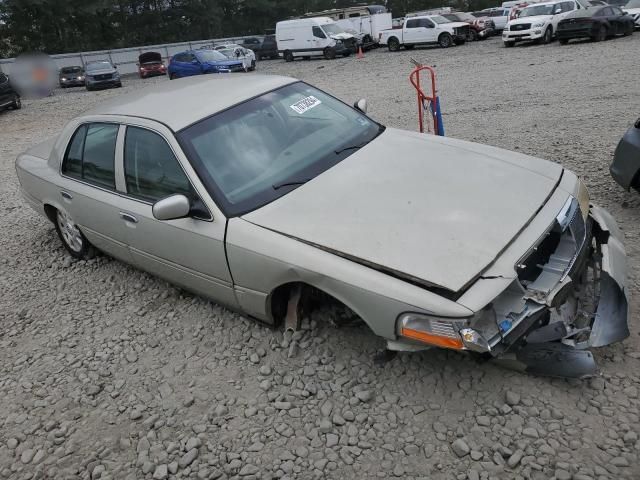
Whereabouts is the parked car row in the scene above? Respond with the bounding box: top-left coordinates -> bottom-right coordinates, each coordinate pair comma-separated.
502,0 -> 635,46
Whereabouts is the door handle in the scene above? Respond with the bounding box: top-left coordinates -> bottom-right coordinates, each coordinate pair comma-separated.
60,191 -> 73,200
119,212 -> 138,223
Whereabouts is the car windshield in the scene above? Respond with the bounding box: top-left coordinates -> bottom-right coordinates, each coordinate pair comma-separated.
520,4 -> 555,16
218,48 -> 242,58
86,62 -> 112,71
322,23 -> 345,35
430,15 -> 452,24
178,82 -> 383,216
61,67 -> 82,73
196,50 -> 228,62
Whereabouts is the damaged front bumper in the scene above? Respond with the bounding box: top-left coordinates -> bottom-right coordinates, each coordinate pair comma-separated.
393,201 -> 629,378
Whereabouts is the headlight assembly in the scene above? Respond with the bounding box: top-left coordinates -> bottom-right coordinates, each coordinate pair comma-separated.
397,313 -> 467,349
533,22 -> 545,28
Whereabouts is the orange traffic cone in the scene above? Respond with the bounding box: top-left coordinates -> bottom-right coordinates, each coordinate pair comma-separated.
357,46 -> 364,59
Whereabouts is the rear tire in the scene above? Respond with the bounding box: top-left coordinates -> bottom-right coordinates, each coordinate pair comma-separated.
404,44 -> 415,50
284,50 -> 294,62
54,209 -> 95,260
438,33 -> 453,48
592,25 -> 606,42
323,47 -> 336,60
387,37 -> 400,51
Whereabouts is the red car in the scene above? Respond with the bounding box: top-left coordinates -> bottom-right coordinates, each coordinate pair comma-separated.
138,52 -> 166,79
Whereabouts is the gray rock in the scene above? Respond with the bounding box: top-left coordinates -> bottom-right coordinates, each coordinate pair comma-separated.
6,438 -> 18,449
185,437 -> 201,451
507,449 -> 523,468
21,449 -> 35,464
153,464 -> 168,480
326,433 -> 339,447
451,439 -> 470,458
179,448 -> 199,468
239,464 -> 259,476
505,391 -> 520,406
356,390 -> 373,402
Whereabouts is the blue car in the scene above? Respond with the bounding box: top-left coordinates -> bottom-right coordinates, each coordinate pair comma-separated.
168,49 -> 245,79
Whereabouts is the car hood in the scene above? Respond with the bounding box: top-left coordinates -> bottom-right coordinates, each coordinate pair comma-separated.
87,68 -> 116,76
242,128 -> 563,293
444,21 -> 471,29
330,33 -> 355,40
510,15 -> 552,25
139,52 -> 162,64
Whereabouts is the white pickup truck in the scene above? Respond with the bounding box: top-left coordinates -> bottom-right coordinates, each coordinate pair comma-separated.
379,15 -> 470,50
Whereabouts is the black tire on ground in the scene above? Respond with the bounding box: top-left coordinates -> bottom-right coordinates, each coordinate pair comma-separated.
559,38 -> 569,45
593,25 -> 606,42
54,209 -> 96,260
542,27 -> 553,44
468,29 -> 478,41
438,33 -> 453,48
116,82 -> 122,88
11,95 -> 21,110
284,50 -> 294,62
623,22 -> 633,36
387,37 -> 401,51
323,47 -> 336,60
504,41 -> 515,48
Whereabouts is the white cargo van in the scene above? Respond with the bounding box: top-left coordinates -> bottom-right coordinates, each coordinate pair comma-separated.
276,17 -> 356,62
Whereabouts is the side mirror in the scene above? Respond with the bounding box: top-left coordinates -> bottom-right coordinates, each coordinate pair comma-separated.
354,98 -> 368,114
191,59 -> 200,64
554,8 -> 562,14
152,194 -> 191,221
114,65 -> 118,69
622,10 -> 628,15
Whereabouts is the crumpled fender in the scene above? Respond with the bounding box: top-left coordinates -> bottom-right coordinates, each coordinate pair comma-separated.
589,204 -> 630,347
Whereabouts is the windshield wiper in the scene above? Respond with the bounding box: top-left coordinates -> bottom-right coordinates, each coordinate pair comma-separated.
272,179 -> 311,190
334,142 -> 369,155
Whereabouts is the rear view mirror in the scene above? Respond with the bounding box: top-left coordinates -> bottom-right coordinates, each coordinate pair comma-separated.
153,194 -> 191,221
354,98 -> 368,114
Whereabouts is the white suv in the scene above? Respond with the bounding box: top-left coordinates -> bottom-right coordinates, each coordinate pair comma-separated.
503,0 -> 580,46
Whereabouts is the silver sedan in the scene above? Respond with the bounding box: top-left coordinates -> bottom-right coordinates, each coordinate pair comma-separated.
15,75 -> 629,377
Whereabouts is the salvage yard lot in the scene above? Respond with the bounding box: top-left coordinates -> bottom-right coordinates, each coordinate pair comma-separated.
1,35 -> 639,479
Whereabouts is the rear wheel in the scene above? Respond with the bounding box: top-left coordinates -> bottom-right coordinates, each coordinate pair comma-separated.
387,37 -> 400,51
323,47 -> 336,60
169,73 -> 176,80
593,25 -> 606,42
438,33 -> 453,48
55,209 -> 95,260
284,50 -> 294,62
404,44 -> 415,50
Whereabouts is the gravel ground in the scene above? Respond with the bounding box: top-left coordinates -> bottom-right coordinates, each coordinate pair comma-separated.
1,35 -> 640,480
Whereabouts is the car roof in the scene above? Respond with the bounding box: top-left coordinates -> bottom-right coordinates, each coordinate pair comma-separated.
84,74 -> 297,132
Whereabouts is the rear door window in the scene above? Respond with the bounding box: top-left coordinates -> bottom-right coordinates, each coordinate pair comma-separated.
406,19 -> 420,28
62,123 -> 118,189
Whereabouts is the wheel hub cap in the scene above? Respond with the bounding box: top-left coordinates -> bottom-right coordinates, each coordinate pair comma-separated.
57,211 -> 83,253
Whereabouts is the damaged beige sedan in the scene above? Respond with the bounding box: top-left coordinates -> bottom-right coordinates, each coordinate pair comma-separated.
16,75 -> 629,377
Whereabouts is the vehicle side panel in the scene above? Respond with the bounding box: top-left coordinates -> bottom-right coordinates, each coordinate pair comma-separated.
226,218 -> 474,339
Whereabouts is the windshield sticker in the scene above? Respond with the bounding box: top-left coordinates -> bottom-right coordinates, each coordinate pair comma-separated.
290,96 -> 321,114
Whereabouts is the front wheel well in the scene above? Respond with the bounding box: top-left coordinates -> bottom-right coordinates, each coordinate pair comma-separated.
268,281 -> 364,329
44,204 -> 57,224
